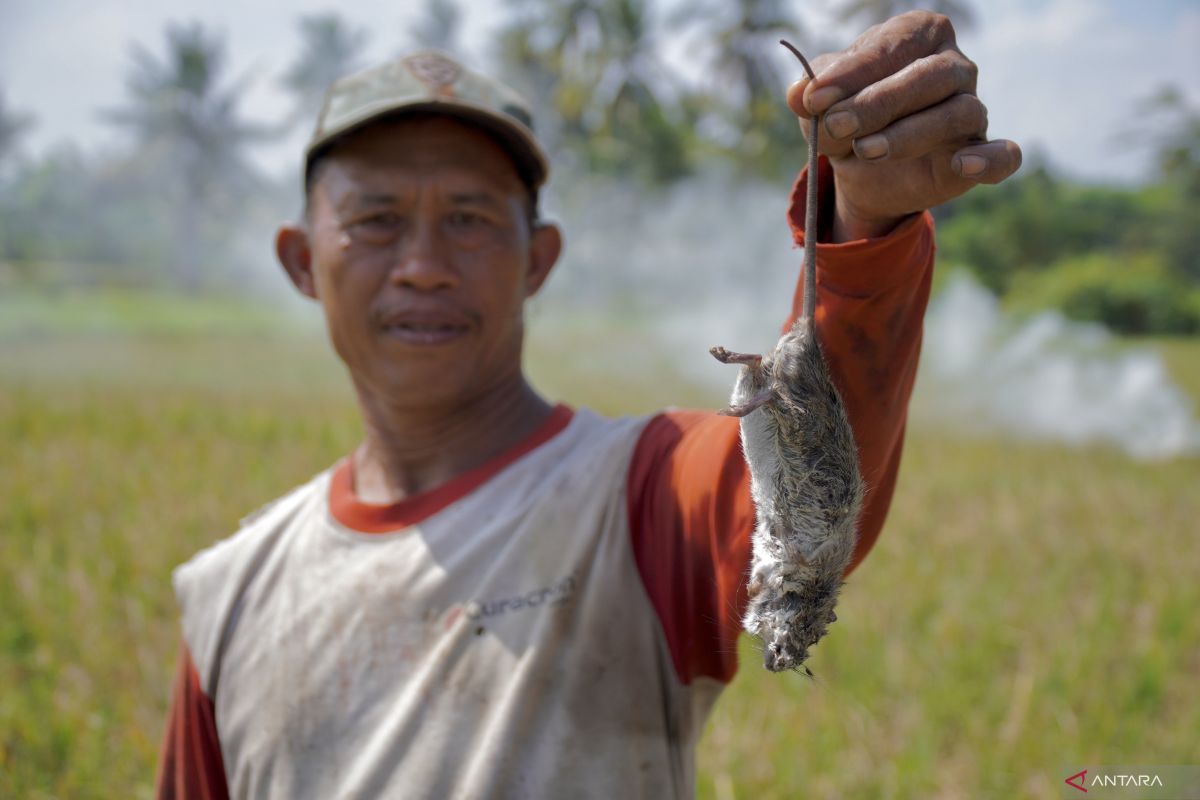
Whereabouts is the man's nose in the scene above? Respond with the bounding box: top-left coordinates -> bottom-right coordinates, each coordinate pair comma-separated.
389,220 -> 458,291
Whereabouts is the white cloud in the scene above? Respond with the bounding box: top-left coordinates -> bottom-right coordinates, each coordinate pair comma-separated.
979,0 -> 1103,48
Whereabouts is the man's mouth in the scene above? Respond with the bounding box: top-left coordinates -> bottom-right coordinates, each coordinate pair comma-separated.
378,312 -> 473,346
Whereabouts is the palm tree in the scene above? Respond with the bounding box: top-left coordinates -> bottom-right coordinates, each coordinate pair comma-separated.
590,0 -> 691,181
836,0 -> 976,31
532,0 -> 613,148
105,21 -> 268,289
1136,86 -> 1200,181
0,88 -> 34,170
688,0 -> 806,176
1134,85 -> 1200,281
407,0 -> 461,53
282,14 -> 370,126
498,0 -> 689,182
496,18 -> 568,155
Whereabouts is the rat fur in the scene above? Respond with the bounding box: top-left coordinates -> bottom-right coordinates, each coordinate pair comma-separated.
708,40 -> 864,674
711,330 -> 863,673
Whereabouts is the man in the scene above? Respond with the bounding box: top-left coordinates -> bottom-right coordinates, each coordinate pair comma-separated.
157,11 -> 1020,799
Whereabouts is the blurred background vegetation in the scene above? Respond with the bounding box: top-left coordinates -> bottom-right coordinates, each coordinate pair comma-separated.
2,1 -> 1198,798
2,0 -> 1197,332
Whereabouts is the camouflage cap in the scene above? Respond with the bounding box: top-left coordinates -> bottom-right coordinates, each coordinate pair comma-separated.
306,51 -> 549,189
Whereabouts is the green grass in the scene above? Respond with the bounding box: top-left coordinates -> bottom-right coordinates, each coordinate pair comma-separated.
2,299 -> 1197,799
1152,336 -> 1200,405
698,434 -> 1199,799
0,286 -> 309,340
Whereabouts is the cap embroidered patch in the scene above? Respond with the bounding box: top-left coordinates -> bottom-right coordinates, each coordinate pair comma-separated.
404,53 -> 461,96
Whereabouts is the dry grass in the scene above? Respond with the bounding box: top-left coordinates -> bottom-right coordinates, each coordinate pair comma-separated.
1,298 -> 1196,799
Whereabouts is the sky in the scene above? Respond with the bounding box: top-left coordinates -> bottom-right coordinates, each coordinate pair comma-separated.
2,0 -> 1198,185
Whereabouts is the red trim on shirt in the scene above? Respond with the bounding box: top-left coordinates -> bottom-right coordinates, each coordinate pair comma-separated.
626,411 -> 755,685
329,404 -> 575,533
155,641 -> 229,800
626,160 -> 934,686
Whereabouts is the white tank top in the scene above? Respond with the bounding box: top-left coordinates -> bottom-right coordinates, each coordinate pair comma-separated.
174,408 -> 725,799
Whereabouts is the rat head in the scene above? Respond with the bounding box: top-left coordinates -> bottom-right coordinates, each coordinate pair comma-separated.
275,54 -> 561,411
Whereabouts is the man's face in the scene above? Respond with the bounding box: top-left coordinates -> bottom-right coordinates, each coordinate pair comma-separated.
278,116 -> 560,410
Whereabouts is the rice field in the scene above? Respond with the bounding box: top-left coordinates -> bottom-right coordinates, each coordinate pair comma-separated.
2,289 -> 1197,799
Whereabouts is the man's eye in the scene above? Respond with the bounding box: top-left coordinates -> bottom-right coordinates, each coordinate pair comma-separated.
357,213 -> 401,229
448,211 -> 487,227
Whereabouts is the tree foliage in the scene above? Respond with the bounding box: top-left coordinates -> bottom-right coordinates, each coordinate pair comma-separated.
684,0 -> 808,177
0,88 -> 34,171
0,145 -> 174,277
936,84 -> 1200,334
282,14 -> 371,126
3,1 -> 1198,335
1006,252 -> 1200,335
1135,85 -> 1200,284
104,21 -> 269,289
498,0 -> 693,183
407,0 -> 461,53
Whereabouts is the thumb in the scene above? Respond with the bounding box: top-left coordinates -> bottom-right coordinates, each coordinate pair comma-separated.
953,140 -> 1023,184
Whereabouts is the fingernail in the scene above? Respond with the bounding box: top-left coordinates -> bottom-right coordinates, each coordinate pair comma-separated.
824,111 -> 859,140
855,134 -> 888,160
957,154 -> 987,176
807,86 -> 844,114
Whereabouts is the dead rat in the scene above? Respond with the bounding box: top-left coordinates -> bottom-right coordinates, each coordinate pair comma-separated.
709,40 -> 864,674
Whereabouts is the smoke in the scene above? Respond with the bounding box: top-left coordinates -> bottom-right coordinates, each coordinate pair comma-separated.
534,170 -> 1200,461
916,272 -> 1200,460
535,168 -> 798,382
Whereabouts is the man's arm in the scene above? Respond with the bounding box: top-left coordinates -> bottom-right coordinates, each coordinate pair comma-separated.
626,11 -> 1020,685
626,159 -> 935,685
155,641 -> 229,800
779,156 -> 934,571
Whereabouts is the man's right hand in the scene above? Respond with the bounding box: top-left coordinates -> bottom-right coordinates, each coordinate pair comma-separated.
787,11 -> 1023,242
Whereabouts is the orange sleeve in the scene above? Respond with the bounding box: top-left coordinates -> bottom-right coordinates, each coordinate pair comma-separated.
626,157 -> 934,685
155,640 -> 230,800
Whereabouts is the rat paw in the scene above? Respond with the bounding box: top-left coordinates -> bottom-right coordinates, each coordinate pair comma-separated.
709,346 -> 763,367
717,387 -> 774,417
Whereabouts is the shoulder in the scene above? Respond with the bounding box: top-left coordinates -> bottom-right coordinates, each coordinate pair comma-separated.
172,466 -> 334,693
549,406 -> 659,484
174,467 -> 331,591
563,405 -> 652,448
629,409 -> 742,485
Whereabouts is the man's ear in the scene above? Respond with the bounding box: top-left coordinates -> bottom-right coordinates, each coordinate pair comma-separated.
275,225 -> 318,299
526,222 -> 562,297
